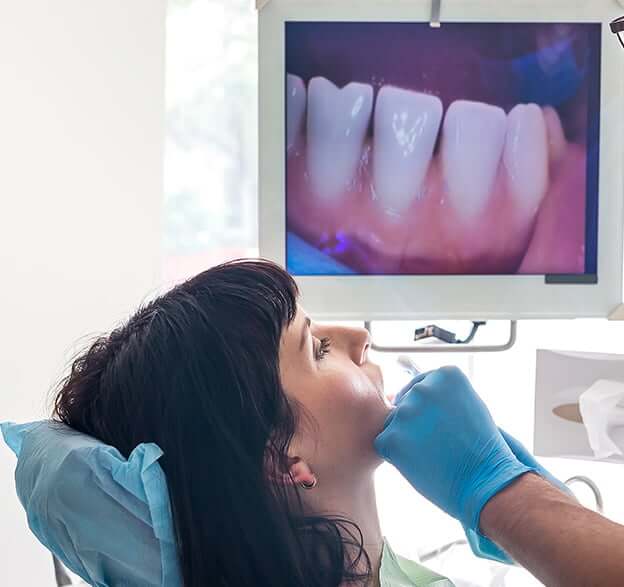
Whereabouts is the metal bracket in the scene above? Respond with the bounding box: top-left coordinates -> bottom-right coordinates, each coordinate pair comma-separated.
430,0 -> 441,28
364,320 -> 517,353
608,303 -> 624,321
257,0 -> 444,20
256,0 -> 444,18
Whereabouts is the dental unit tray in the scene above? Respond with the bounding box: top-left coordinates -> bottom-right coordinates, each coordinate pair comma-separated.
258,0 -> 624,321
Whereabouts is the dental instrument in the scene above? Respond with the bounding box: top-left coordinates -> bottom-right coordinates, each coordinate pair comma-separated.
397,355 -> 421,377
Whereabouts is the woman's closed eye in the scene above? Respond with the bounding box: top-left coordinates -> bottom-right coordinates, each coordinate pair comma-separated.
314,337 -> 331,361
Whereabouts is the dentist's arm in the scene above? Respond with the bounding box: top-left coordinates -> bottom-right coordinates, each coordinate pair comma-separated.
374,367 -> 624,585
481,472 -> 624,587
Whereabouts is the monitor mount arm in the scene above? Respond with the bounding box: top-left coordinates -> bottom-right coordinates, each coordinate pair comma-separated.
364,320 -> 517,354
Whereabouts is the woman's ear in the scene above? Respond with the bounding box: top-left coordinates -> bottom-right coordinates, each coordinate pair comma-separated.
265,453 -> 317,488
286,456 -> 316,488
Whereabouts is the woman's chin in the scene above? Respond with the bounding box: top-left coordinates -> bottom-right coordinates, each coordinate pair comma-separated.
369,377 -> 393,420
380,389 -> 394,410
364,360 -> 389,407
372,389 -> 394,431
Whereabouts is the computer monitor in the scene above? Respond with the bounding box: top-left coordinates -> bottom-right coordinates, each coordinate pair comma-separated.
259,0 -> 624,319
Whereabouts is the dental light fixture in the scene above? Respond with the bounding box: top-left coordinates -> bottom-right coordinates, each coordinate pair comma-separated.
612,16 -> 624,48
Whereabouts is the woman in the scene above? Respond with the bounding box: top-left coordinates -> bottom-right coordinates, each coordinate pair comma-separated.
53,259 -> 447,586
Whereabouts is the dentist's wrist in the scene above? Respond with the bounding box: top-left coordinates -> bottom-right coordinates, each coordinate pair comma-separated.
461,440 -> 536,533
479,472 -> 547,539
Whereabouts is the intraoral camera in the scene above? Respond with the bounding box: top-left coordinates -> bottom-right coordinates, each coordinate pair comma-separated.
258,0 -> 624,348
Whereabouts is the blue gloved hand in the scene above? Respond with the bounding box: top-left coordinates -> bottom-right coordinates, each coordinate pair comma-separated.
374,366 -> 536,550
499,428 -> 573,498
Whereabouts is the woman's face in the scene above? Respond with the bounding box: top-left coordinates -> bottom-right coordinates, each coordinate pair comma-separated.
279,305 -> 391,481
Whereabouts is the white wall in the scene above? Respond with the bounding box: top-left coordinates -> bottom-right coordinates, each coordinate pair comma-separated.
0,1 -> 166,584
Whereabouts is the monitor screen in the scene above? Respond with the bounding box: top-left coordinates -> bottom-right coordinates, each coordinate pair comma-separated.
285,22 -> 601,277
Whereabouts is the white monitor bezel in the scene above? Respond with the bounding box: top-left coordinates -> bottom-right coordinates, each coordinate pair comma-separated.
259,0 -> 624,320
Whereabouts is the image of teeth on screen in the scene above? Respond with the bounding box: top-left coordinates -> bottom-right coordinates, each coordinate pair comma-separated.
285,22 -> 601,277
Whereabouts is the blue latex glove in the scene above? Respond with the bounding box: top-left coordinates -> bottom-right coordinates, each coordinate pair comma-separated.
374,366 -> 536,560
390,375 -> 569,498
499,428 -> 573,498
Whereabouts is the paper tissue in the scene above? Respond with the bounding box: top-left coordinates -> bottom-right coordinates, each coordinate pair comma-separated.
579,379 -> 624,459
534,349 -> 624,463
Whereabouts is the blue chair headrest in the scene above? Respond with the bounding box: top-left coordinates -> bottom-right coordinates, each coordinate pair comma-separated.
1,420 -> 182,586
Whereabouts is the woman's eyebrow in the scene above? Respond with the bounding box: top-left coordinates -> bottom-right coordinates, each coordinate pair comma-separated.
299,316 -> 311,351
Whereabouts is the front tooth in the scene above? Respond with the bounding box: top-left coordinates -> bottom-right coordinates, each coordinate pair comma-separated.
307,77 -> 373,200
287,74 -> 306,153
442,100 -> 507,221
504,104 -> 549,217
542,106 -> 566,164
373,87 -> 443,213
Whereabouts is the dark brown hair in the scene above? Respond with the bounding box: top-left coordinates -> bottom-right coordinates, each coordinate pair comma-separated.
53,259 -> 370,586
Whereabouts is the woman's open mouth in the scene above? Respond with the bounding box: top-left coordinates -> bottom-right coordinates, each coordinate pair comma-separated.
285,22 -> 600,276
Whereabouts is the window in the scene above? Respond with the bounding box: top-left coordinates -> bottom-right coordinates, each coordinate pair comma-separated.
164,0 -> 258,285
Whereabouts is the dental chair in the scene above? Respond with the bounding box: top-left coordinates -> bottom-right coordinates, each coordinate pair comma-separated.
54,554 -> 81,586
1,420 -> 181,587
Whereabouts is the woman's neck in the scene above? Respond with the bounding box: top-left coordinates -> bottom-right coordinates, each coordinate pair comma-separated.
303,471 -> 384,586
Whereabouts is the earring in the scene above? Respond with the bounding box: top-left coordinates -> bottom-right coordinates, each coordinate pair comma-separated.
299,477 -> 318,490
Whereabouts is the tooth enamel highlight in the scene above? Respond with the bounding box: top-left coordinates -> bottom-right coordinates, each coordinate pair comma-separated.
542,106 -> 567,164
442,100 -> 507,221
504,104 -> 549,217
307,77 -> 373,201
287,74 -> 306,153
373,87 -> 443,213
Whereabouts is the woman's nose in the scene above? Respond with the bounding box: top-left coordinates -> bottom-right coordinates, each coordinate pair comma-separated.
351,328 -> 371,365
360,340 -> 371,365
317,324 -> 371,364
